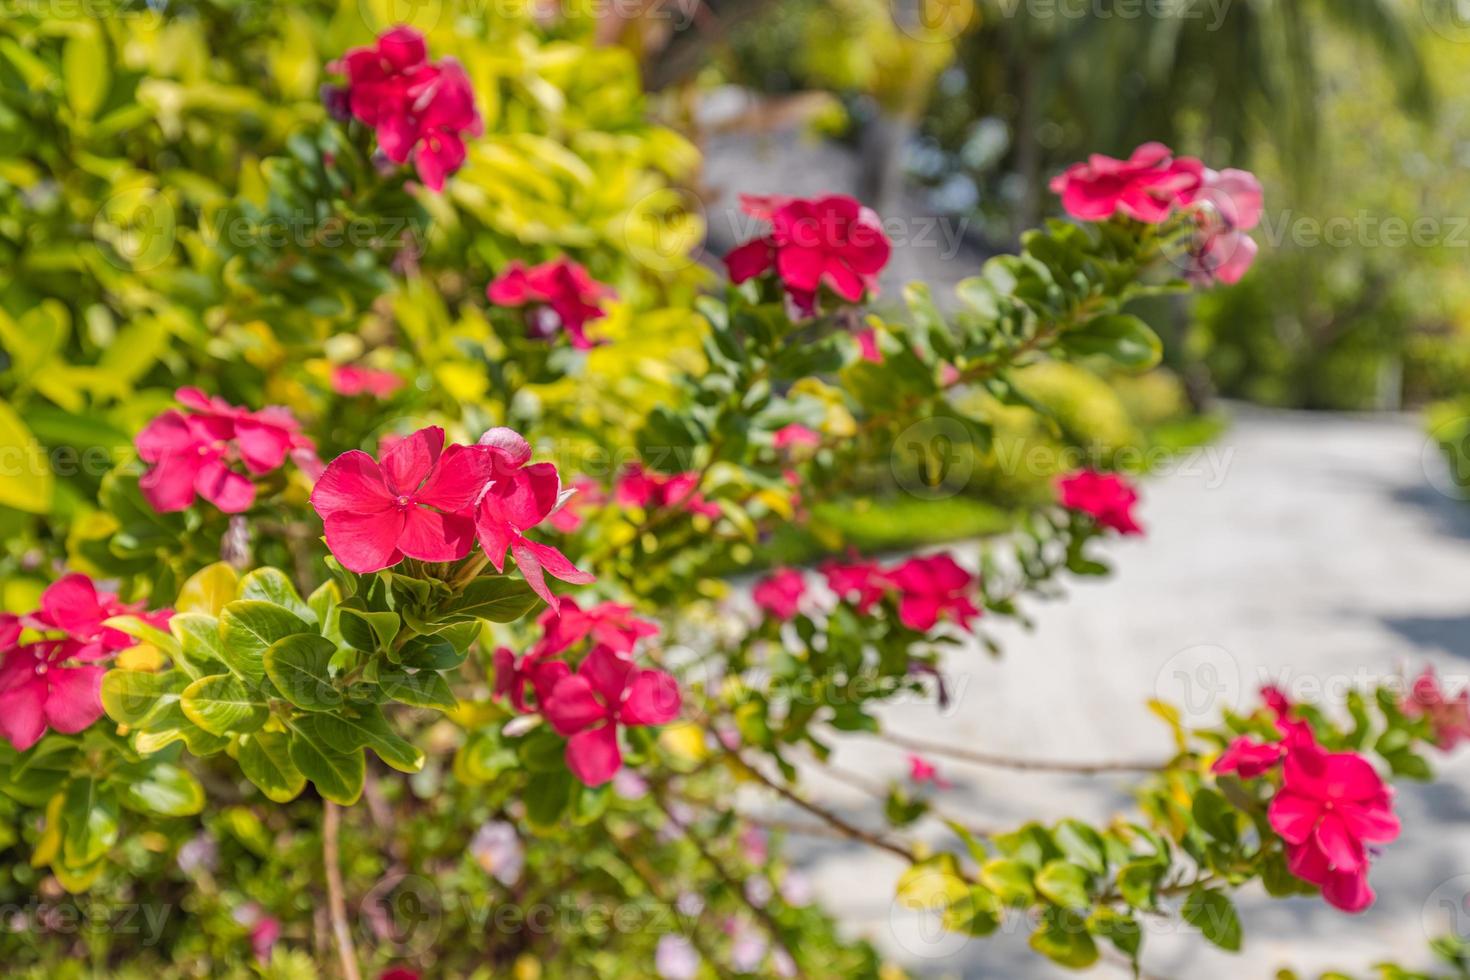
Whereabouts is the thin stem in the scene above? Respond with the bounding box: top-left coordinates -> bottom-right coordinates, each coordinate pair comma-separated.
728,751 -> 916,863
877,729 -> 1168,775
322,801 -> 362,980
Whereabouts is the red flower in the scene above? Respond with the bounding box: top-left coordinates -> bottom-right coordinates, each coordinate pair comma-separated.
310,426 -> 493,573
753,568 -> 806,621
492,646 -> 569,714
1403,666 -> 1470,751
543,646 -> 681,786
136,388 -> 312,514
0,574 -> 171,750
907,754 -> 952,789
821,558 -> 888,614
486,257 -> 616,350
771,424 -> 821,451
331,26 -> 482,191
1182,167 -> 1263,286
1268,742 -> 1401,913
1212,737 -> 1285,779
1048,142 -> 1204,223
331,364 -> 404,399
1057,469 -> 1143,535
725,193 -> 890,310
536,598 -> 658,657
472,428 -> 594,611
381,970 -> 421,980
888,554 -> 979,632
855,327 -> 883,364
615,464 -> 721,519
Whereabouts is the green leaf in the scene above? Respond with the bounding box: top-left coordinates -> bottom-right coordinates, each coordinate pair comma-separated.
180,674 -> 268,735
895,854 -> 969,910
238,568 -> 314,622
298,707 -> 424,773
1063,314 -> 1162,371
1181,888 -> 1242,951
435,576 -> 540,623
100,669 -> 184,727
0,399 -> 53,514
1192,788 -> 1240,844
237,731 -> 306,803
380,668 -> 456,710
979,858 -> 1035,906
118,763 -> 204,817
1116,859 -> 1167,908
176,563 -> 239,616
219,600 -> 313,679
340,606 -> 401,652
524,770 -> 573,827
263,634 -> 341,711
1029,910 -> 1099,969
61,778 -> 120,866
1054,819 -> 1108,875
170,613 -> 225,673
287,729 -> 365,806
102,615 -> 181,659
1035,860 -> 1092,910
398,633 -> 467,670
62,27 -> 110,119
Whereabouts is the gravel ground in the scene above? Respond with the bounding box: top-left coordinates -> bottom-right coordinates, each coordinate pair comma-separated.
777,405 -> 1470,978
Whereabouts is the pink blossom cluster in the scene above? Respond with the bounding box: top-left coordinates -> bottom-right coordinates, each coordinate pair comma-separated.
328,26 -> 482,191
486,257 -> 616,351
0,574 -> 172,750
1213,687 -> 1401,912
1048,142 -> 1263,285
309,426 -> 592,608
752,553 -> 981,633
615,463 -> 722,519
724,193 -> 892,316
136,387 -> 314,514
493,598 -> 678,786
1402,666 -> 1470,750
1056,468 -> 1144,535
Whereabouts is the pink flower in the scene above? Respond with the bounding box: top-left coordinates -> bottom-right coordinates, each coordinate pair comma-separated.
536,598 -> 658,657
249,915 -> 280,962
821,558 -> 889,614
1212,737 -> 1285,779
136,388 -> 311,514
856,327 -> 883,364
381,971 -> 421,980
753,569 -> 806,621
907,754 -> 953,789
888,554 -> 980,632
1049,143 -> 1204,223
492,646 -> 569,714
771,424 -> 821,450
615,464 -> 721,519
1057,469 -> 1143,535
546,476 -> 605,533
1268,742 -> 1400,912
1183,167 -> 1263,286
310,426 -> 494,573
1403,666 -> 1470,751
331,364 -> 405,399
472,427 -> 594,611
332,27 -> 482,191
0,640 -> 108,751
724,193 -> 891,309
542,645 -> 681,785
487,257 -> 616,350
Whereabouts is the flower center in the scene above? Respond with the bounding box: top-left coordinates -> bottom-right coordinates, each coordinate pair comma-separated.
395,494 -> 412,509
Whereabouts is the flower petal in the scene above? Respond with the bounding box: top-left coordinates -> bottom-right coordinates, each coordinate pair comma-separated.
620,670 -> 681,726
324,510 -> 407,573
310,450 -> 393,517
543,674 -> 609,736
397,506 -> 476,563
381,426 -> 444,495
565,723 -> 622,786
43,665 -> 106,734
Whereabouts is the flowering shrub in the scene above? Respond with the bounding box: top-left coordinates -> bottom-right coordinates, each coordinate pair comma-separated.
0,5 -> 1455,978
